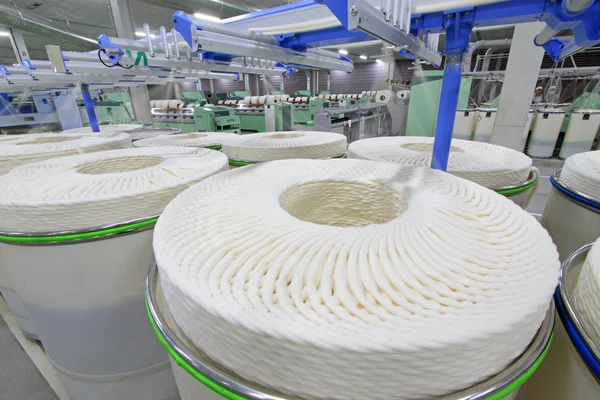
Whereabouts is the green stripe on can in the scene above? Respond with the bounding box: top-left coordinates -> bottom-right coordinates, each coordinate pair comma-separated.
0,218 -> 158,243
496,179 -> 537,196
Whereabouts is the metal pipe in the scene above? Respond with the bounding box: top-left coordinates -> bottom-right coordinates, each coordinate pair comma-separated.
81,84 -> 100,132
565,0 -> 594,13
395,0 -> 404,29
404,0 -> 413,34
431,53 -> 463,171
160,26 -> 170,59
171,28 -> 181,60
534,26 -> 560,46
188,14 -> 279,47
0,3 -> 97,51
143,24 -> 154,57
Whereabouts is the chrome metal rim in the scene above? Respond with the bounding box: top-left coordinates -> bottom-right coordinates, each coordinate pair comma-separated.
558,243 -> 600,360
551,169 -> 600,212
147,263 -> 555,400
492,168 -> 538,193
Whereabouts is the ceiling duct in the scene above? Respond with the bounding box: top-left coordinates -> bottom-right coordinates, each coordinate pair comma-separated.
0,2 -> 98,52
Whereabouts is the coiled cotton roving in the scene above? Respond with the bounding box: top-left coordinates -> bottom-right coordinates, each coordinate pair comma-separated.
348,136 -> 533,189
573,237 -> 600,347
61,124 -> 143,134
154,159 -> 559,400
0,147 -> 228,232
560,150 -> 600,201
134,132 -> 238,149
0,132 -> 131,175
221,131 -> 347,162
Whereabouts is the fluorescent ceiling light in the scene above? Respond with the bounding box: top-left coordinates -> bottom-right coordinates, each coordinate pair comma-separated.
0,31 -> 10,37
193,12 -> 222,22
338,49 -> 348,55
135,31 -> 156,38
360,55 -> 368,60
375,58 -> 383,63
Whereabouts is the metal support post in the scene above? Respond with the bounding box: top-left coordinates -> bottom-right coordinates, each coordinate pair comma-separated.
8,29 -> 29,64
81,84 -> 100,132
255,75 -> 260,95
108,0 -> 153,123
327,73 -> 331,91
315,71 -> 319,94
280,77 -> 285,92
306,71 -> 311,93
210,79 -> 215,95
492,22 -> 546,151
431,11 -> 473,171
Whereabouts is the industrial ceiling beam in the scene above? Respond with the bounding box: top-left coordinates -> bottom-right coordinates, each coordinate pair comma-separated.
0,3 -> 97,52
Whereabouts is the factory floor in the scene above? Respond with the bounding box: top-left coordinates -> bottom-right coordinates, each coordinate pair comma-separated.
0,157 -> 563,400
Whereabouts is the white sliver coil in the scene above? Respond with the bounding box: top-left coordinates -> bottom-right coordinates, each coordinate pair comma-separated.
60,123 -> 143,134
221,131 -> 347,162
134,132 -> 238,148
0,132 -> 132,176
573,237 -> 600,347
154,158 -> 559,400
348,136 -> 532,189
0,147 -> 228,233
560,150 -> 600,201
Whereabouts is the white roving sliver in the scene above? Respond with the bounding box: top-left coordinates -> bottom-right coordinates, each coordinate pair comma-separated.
221,131 -> 347,162
0,132 -> 131,175
0,147 -> 228,232
348,136 -> 533,189
560,150 -> 600,201
134,132 -> 238,148
573,237 -> 600,347
154,159 -> 559,400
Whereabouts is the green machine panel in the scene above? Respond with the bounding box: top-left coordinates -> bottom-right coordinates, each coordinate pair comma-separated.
406,71 -> 473,137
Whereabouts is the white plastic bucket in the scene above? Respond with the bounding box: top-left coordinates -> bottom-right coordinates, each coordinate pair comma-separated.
519,244 -> 600,399
473,108 -> 497,143
527,109 -> 566,158
559,110 -> 600,159
453,109 -> 478,140
541,169 -> 600,261
0,218 -> 178,400
147,263 -> 554,400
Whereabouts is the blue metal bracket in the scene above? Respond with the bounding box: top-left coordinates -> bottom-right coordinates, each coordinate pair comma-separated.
538,0 -> 600,60
22,59 -> 36,74
542,37 -> 568,60
0,66 -> 11,77
202,52 -> 233,63
276,62 -> 298,76
172,10 -> 196,49
81,83 -> 100,133
97,35 -> 123,66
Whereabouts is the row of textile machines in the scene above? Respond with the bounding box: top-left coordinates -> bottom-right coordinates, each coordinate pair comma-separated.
0,90 -> 135,134
150,89 -> 410,137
